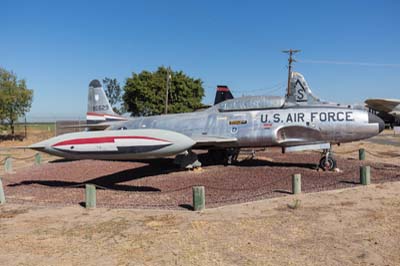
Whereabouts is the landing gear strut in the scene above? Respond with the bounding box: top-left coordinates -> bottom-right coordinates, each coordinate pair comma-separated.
319,149 -> 337,171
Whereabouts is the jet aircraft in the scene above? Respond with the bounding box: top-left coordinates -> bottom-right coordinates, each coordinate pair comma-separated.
29,71 -> 384,170
365,98 -> 400,128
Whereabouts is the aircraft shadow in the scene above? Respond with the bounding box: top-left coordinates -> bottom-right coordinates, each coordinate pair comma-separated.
8,161 -> 180,192
236,159 -> 318,170
198,153 -> 318,169
273,189 -> 292,194
50,155 -> 318,170
339,180 -> 360,185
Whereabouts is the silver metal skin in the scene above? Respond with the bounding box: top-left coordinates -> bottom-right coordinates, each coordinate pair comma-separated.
29,72 -> 384,166
109,104 -> 382,148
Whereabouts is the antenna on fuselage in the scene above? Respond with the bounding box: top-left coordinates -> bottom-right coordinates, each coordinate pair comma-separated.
282,49 -> 301,97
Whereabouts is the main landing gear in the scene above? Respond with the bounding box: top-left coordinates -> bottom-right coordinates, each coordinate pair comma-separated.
174,150 -> 202,169
207,148 -> 240,165
319,149 -> 337,171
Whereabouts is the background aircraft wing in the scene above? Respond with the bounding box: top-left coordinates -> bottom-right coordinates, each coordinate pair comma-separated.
191,136 -> 238,148
59,122 -> 114,131
365,99 -> 400,113
276,125 -> 323,146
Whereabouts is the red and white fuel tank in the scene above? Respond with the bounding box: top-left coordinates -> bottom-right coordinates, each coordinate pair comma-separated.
29,129 -> 195,160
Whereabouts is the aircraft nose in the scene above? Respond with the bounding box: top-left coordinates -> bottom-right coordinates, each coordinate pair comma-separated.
368,112 -> 384,133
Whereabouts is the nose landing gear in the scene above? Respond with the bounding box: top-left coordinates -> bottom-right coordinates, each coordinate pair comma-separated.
319,149 -> 337,171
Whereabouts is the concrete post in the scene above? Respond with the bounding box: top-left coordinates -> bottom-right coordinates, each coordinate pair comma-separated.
360,166 -> 371,185
359,148 -> 366,161
85,184 -> 96,208
0,177 -> 5,204
4,157 -> 12,173
34,153 -> 42,165
192,186 -> 205,211
292,174 -> 301,194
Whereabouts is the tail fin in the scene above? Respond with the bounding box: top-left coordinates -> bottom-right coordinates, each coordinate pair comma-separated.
287,72 -> 320,104
86,79 -> 125,123
214,85 -> 234,105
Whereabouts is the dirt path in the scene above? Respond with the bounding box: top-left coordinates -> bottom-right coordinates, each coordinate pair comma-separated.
1,181 -> 400,266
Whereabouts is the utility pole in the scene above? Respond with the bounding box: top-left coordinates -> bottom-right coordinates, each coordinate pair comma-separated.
165,66 -> 171,114
282,49 -> 301,97
24,115 -> 27,139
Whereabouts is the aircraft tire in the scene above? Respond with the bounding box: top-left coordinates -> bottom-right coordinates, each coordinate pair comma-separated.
319,156 -> 337,171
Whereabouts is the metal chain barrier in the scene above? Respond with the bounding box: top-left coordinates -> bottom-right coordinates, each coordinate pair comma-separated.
7,154 -> 37,161
370,164 -> 400,171
334,149 -> 361,155
365,150 -> 400,158
206,178 -> 283,192
208,188 -> 277,205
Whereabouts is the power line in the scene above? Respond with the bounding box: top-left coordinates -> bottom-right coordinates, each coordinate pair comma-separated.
298,59 -> 400,68
204,81 -> 286,96
232,82 -> 285,95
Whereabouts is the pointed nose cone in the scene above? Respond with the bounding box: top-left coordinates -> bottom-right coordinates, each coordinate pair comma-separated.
28,138 -> 54,152
368,113 -> 385,133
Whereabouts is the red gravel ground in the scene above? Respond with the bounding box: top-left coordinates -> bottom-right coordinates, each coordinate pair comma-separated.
2,149 -> 400,210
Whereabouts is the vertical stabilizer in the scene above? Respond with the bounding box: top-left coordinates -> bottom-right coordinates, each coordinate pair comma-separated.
87,80 -> 125,123
287,72 -> 320,104
214,85 -> 234,105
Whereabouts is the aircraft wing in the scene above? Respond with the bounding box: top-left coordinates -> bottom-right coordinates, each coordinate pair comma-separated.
276,125 -> 323,146
191,136 -> 238,148
365,99 -> 400,113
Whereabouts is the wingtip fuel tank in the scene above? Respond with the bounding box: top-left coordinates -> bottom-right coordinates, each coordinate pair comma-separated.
29,129 -> 195,160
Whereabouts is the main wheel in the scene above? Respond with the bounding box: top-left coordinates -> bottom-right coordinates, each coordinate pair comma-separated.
319,156 -> 337,171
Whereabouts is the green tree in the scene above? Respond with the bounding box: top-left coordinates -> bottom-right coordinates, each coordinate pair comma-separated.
102,77 -> 124,114
0,68 -> 33,135
123,66 -> 204,116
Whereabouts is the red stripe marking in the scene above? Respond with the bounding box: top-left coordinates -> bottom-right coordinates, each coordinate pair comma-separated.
53,136 -> 169,147
217,87 -> 230,92
86,112 -> 127,119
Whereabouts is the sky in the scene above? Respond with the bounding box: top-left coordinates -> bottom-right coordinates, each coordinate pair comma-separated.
1,0 -> 399,121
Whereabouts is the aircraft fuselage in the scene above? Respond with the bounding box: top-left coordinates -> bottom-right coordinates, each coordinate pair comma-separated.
110,106 -> 382,148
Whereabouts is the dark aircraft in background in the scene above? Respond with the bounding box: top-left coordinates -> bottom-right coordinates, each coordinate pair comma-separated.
365,98 -> 400,128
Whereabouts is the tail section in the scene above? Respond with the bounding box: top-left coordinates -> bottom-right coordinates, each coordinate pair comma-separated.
287,72 -> 320,104
214,85 -> 234,105
87,79 -> 126,123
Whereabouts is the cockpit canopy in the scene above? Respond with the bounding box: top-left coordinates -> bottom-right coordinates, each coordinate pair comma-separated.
217,96 -> 285,112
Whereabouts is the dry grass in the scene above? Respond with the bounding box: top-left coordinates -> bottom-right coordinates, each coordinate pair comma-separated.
0,128 -> 399,265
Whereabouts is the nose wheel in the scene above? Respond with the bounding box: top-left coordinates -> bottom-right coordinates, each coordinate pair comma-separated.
319,149 -> 337,171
